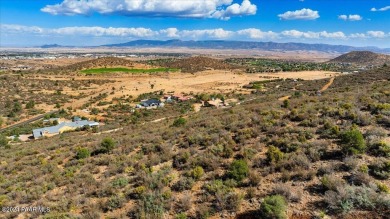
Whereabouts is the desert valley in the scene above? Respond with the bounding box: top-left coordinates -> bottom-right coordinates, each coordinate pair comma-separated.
1,1 -> 390,219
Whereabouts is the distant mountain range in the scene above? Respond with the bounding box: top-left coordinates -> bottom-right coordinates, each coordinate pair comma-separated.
41,44 -> 68,49
40,40 -> 390,54
102,40 -> 390,54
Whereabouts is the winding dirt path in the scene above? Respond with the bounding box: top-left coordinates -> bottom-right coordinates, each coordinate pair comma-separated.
320,77 -> 335,92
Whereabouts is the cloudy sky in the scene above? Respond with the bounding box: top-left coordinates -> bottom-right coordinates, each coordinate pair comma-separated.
1,0 -> 390,47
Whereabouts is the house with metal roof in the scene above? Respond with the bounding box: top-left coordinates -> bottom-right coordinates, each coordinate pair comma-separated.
32,120 -> 99,139
136,99 -> 164,108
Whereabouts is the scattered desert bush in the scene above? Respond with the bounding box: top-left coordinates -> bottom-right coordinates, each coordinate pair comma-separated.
104,194 -> 125,212
176,192 -> 192,212
173,117 -> 187,127
266,146 -> 284,164
321,174 -> 345,191
227,159 -> 249,182
369,158 -> 390,180
129,186 -> 147,199
258,195 -> 288,219
273,183 -> 302,202
0,134 -> 9,148
369,141 -> 390,157
100,137 -> 116,153
204,180 -> 231,195
172,177 -> 194,192
215,191 -> 242,212
339,126 -> 366,155
75,147 -> 91,159
324,184 -> 390,214
175,213 -> 187,219
189,166 -> 204,180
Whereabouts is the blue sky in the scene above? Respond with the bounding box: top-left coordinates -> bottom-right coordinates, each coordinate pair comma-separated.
1,0 -> 390,47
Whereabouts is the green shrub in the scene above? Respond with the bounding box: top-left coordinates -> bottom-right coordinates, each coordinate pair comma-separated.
0,134 -> 9,148
266,146 -> 284,164
173,117 -> 187,127
216,191 -> 242,212
100,137 -> 116,153
25,100 -> 35,109
369,159 -> 390,179
227,159 -> 249,182
204,180 -> 231,195
112,177 -> 128,188
321,175 -> 344,191
377,182 -> 390,193
138,192 -> 165,219
259,195 -> 288,219
131,186 -> 147,199
105,195 -> 125,212
369,141 -> 390,157
173,151 -> 190,169
13,101 -> 22,112
75,147 -> 90,159
324,185 -> 389,213
175,213 -> 187,219
189,166 -> 204,180
282,100 -> 289,108
172,177 -> 194,192
340,126 -> 366,155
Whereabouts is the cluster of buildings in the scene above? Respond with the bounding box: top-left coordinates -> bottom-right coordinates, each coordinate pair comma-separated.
135,94 -> 194,109
28,94 -> 228,140
135,93 -> 227,110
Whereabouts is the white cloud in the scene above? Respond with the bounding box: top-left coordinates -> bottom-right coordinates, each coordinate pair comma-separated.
338,15 -> 348,21
281,30 -> 318,38
319,31 -> 346,39
0,24 -> 156,37
367,31 -> 386,38
349,33 -> 367,38
41,0 -> 257,20
160,28 -> 179,38
371,6 -> 390,12
348,15 -> 362,21
51,26 -> 156,37
281,30 -> 346,39
0,24 -> 44,34
180,28 -> 234,39
338,14 -> 362,21
237,28 -> 278,39
213,0 -> 257,20
2,24 -> 389,43
278,8 -> 319,20
350,31 -> 388,39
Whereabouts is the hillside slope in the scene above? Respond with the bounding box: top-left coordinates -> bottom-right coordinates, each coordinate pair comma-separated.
1,67 -> 390,219
151,56 -> 241,73
63,57 -> 136,71
330,51 -> 390,65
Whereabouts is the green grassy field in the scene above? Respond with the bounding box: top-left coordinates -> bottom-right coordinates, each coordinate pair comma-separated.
81,67 -> 179,74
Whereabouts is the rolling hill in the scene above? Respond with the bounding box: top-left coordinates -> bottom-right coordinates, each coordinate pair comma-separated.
62,57 -> 136,71
330,51 -> 390,65
152,56 -> 241,73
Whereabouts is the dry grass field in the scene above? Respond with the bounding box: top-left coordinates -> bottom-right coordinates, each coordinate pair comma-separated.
21,70 -> 338,110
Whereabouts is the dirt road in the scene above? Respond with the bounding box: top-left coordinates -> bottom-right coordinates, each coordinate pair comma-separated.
320,77 -> 335,92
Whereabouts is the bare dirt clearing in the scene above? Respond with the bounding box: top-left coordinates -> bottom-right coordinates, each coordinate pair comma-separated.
0,69 -> 338,129
59,70 -> 337,109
